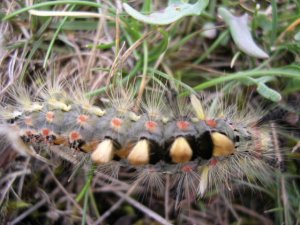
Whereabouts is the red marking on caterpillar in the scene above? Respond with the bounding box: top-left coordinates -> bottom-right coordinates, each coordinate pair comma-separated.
205,119 -> 217,128
77,114 -> 89,125
182,165 -> 193,172
25,130 -> 35,136
69,131 -> 82,142
24,116 -> 33,126
176,121 -> 190,130
46,111 -> 55,122
111,117 -> 123,129
210,158 -> 218,166
145,120 -> 158,132
21,129 -> 40,143
41,128 -> 51,136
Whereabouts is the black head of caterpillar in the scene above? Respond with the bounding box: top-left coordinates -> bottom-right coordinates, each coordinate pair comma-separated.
0,81 -> 277,199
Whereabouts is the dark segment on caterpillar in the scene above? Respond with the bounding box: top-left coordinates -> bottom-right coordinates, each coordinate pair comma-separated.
10,101 -> 237,166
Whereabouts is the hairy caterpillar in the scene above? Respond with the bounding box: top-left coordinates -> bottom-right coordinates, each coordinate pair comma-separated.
0,77 -> 277,204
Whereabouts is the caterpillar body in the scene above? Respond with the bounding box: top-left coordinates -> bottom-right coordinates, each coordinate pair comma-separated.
0,79 -> 276,202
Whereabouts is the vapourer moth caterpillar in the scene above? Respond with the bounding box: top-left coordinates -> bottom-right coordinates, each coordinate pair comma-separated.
0,77 -> 277,205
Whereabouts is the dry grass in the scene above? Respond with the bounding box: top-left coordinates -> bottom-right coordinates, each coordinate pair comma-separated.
0,0 -> 300,224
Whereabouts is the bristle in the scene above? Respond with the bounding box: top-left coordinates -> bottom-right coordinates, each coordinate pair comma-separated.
38,75 -> 68,102
108,84 -> 135,114
0,124 -> 52,165
91,139 -> 115,164
198,165 -> 209,197
169,137 -> 193,163
7,84 -> 40,112
68,81 -> 106,116
175,165 -> 200,208
127,139 -> 150,166
0,105 -> 22,120
141,86 -> 166,120
96,161 -> 121,180
190,94 -> 205,120
0,124 -> 33,157
175,97 -> 193,119
36,76 -> 72,112
134,167 -> 164,199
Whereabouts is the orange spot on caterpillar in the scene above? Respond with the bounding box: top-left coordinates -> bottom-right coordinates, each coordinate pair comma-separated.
145,121 -> 158,132
25,130 -> 35,136
77,114 -> 89,125
41,128 -> 51,136
111,117 -> 123,130
46,111 -> 55,122
24,116 -> 33,126
69,131 -> 81,141
176,121 -> 190,130
181,165 -> 193,172
206,119 -> 217,128
22,130 -> 41,143
210,158 -> 218,166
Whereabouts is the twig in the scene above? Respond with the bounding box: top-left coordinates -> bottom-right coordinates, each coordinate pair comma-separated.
17,157 -> 30,196
292,141 -> 300,153
8,198 -> 47,225
115,191 -> 173,225
92,179 -> 137,225
46,167 -> 93,225
84,2 -> 105,79
0,170 -> 31,185
0,179 -> 15,206
165,174 -> 170,221
134,41 -> 148,111
233,204 -> 273,225
28,9 -> 118,23
0,168 -> 31,206
108,30 -> 155,79
271,122 -> 290,225
221,193 -> 241,223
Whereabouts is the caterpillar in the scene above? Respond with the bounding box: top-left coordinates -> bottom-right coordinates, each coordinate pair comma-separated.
0,76 -> 276,205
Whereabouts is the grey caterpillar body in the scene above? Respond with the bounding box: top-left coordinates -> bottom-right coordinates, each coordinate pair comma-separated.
0,80 -> 276,199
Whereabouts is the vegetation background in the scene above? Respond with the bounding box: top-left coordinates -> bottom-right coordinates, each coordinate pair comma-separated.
0,0 -> 299,224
